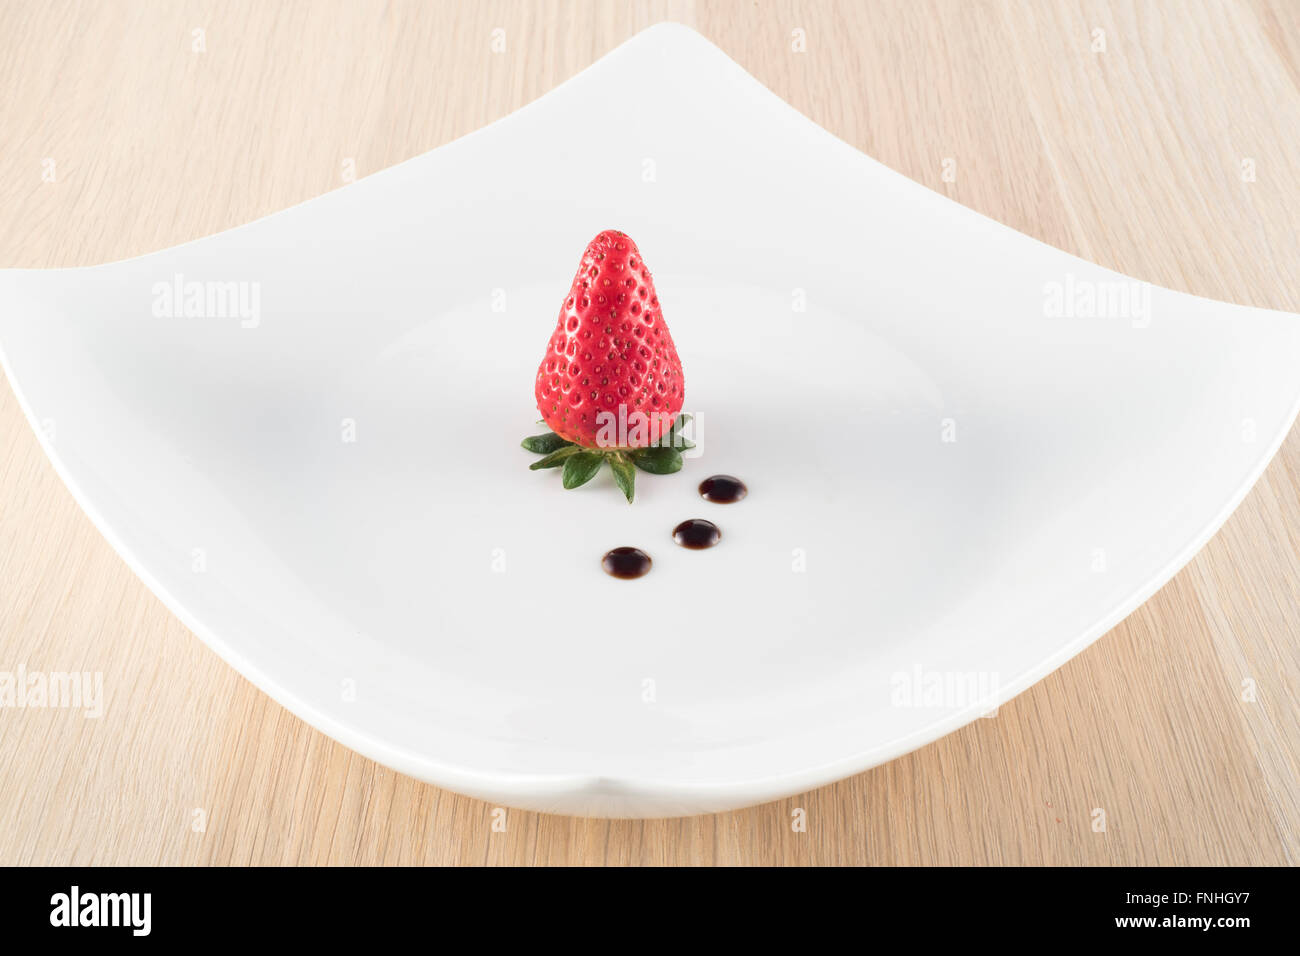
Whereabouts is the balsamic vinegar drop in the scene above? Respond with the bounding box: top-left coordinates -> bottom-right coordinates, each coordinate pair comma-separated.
672,519 -> 721,549
601,547 -> 652,579
698,475 -> 747,503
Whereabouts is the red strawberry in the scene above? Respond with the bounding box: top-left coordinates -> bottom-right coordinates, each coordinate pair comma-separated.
534,230 -> 684,447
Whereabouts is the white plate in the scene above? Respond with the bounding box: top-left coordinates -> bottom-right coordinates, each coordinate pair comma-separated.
3,23 -> 1299,817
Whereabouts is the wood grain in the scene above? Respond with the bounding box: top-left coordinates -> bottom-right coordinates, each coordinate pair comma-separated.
1,0 -> 1298,865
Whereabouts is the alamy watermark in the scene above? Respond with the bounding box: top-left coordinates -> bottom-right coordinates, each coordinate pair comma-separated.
50,886 -> 150,936
152,273 -> 260,328
0,665 -> 103,718
890,665 -> 1000,717
591,405 -> 702,456
1043,272 -> 1151,328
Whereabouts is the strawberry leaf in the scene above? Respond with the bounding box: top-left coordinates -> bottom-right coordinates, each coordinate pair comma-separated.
562,452 -> 605,489
521,432 -> 572,455
529,445 -> 583,470
632,446 -> 683,474
610,455 -> 636,503
667,413 -> 693,449
523,414 -> 688,498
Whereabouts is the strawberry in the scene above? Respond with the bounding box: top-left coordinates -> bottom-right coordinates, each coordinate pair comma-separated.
521,230 -> 690,502
536,230 -> 684,443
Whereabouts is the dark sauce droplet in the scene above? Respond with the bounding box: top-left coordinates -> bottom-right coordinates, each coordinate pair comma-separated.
698,475 -> 747,503
673,519 -> 721,550
602,546 -> 652,579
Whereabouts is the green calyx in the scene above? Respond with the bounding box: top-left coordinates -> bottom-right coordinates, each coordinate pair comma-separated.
521,414 -> 694,503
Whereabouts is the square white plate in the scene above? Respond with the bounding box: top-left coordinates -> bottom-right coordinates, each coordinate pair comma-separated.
3,23 -> 1299,817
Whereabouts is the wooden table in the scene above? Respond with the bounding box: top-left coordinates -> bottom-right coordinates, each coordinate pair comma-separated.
1,0 -> 1297,866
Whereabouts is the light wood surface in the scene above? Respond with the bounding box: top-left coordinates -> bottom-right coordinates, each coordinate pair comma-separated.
2,0 -> 1298,865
